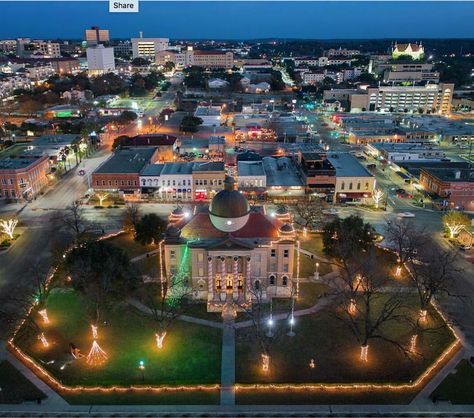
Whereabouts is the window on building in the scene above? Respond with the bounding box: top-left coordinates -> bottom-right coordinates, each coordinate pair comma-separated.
283,264 -> 289,272
170,250 -> 175,259
341,182 -> 345,190
283,249 -> 289,258
357,183 -> 361,190
198,253 -> 203,262
349,183 -> 353,190
271,249 -> 276,257
254,280 -> 260,290
269,275 -> 275,285
282,275 -> 288,286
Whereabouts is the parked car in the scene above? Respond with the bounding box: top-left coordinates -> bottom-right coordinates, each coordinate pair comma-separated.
397,212 -> 416,218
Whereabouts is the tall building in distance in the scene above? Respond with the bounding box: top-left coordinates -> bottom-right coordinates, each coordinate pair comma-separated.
86,44 -> 115,75
156,46 -> 234,69
131,34 -> 169,59
84,26 -> 110,46
392,42 -> 425,60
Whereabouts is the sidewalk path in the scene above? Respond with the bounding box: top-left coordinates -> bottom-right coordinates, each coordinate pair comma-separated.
220,320 -> 235,406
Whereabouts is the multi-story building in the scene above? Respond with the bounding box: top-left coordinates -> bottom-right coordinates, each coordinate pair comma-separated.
163,176 -> 296,312
156,47 -> 233,69
31,41 -> 61,58
419,167 -> 474,211
139,161 -> 225,201
113,41 -> 132,57
298,152 -> 337,195
325,48 -> 361,57
86,45 -> 115,75
92,148 -> 160,194
326,153 -> 375,204
48,58 -> 81,75
392,42 -> 424,60
366,143 -> 446,162
383,69 -> 440,84
0,155 -> 50,200
84,26 -> 110,46
131,36 -> 169,59
22,62 -> 55,81
349,83 -> 454,115
0,74 -> 31,99
237,161 -> 267,191
0,40 -> 17,54
302,71 -> 326,85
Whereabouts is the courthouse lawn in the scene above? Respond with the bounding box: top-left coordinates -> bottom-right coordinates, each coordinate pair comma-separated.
17,289 -> 222,387
294,251 -> 332,279
106,233 -> 156,259
236,297 -> 455,385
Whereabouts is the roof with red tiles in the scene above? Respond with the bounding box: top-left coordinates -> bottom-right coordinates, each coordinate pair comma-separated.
178,211 -> 281,240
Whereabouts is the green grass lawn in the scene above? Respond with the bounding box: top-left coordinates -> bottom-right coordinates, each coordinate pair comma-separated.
16,289 -> 222,387
0,361 -> 46,404
299,234 -> 325,254
294,251 -> 332,279
235,297 -> 455,386
431,359 -> 474,404
106,233 -> 155,259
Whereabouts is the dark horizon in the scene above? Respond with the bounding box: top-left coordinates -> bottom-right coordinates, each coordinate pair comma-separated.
1,1 -> 474,40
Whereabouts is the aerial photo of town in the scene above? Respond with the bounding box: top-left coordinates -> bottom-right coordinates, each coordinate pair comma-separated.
0,1 -> 474,417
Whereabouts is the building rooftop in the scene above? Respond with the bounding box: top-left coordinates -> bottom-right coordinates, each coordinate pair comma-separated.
238,161 -> 266,177
193,161 -> 225,172
327,153 -> 373,178
0,155 -> 47,171
94,148 -> 157,174
121,134 -> 177,147
262,157 -> 304,187
422,167 -> 474,182
194,106 -> 221,117
140,164 -> 165,177
31,134 -> 81,146
160,162 -> 195,175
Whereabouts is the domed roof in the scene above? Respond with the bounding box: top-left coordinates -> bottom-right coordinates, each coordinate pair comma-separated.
166,225 -> 181,238
209,176 -> 250,233
276,206 -> 289,215
280,223 -> 294,233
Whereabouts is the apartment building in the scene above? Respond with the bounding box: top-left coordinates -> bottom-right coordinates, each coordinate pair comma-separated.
349,83 -> 454,115
0,74 -> 31,99
84,26 -> 110,46
28,41 -> 61,58
131,37 -> 169,59
86,45 -> 115,75
0,156 -> 50,200
156,47 -> 233,69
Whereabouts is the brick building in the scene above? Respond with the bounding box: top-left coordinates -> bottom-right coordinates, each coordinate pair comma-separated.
0,155 -> 50,200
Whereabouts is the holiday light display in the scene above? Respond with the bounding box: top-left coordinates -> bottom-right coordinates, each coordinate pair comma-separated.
410,334 -> 418,353
38,309 -> 49,324
38,332 -> 49,348
420,309 -> 427,322
86,340 -> 108,366
349,299 -> 357,315
395,266 -> 402,277
0,218 -> 18,239
360,344 -> 369,362
91,324 -> 98,339
155,332 -> 167,349
261,354 -> 270,372
372,189 -> 384,209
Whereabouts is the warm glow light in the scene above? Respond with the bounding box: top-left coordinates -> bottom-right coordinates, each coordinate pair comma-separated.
360,344 -> 369,362
349,299 -> 357,315
155,332 -> 167,349
309,359 -> 316,369
261,354 -> 270,372
96,193 -> 109,207
303,227 -> 307,238
372,189 -> 384,209
38,333 -> 49,348
410,334 -> 418,353
0,218 -> 18,239
86,340 -> 108,366
395,266 -> 402,277
420,310 -> 427,322
38,309 -> 49,324
91,324 -> 98,339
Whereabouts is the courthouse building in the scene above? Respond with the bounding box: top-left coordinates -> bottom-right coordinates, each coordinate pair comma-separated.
163,177 -> 296,312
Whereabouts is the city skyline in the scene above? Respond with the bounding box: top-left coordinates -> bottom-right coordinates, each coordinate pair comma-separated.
1,1 -> 474,39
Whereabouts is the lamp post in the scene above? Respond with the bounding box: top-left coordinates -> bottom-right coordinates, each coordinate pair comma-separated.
139,360 -> 145,382
267,298 -> 274,337
314,262 -> 320,281
288,298 -> 295,337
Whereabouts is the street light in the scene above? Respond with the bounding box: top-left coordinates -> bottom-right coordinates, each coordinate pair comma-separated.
139,360 -> 145,382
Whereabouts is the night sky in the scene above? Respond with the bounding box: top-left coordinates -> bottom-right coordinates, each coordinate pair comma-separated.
1,1 -> 474,40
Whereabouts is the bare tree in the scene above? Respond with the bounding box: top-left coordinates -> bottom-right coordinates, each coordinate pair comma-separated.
237,281 -> 294,372
62,201 -> 89,240
333,249 -> 409,362
293,198 -> 327,230
384,218 -> 428,266
138,270 -> 191,349
123,203 -> 141,234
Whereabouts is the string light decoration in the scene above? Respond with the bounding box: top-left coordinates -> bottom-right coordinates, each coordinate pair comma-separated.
159,240 -> 165,298
38,333 -> 49,348
349,299 -> 357,315
354,274 -> 362,289
261,354 -> 270,372
155,332 -> 167,349
296,240 -> 301,297
309,359 -> 316,369
360,344 -> 369,362
303,227 -> 307,238
420,310 -> 427,322
0,218 -> 18,239
91,325 -> 98,339
86,340 -> 108,366
395,266 -> 402,277
38,309 -> 49,324
410,334 -> 418,353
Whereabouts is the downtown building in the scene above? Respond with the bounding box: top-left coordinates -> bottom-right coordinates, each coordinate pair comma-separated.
156,47 -> 234,69
131,36 -> 169,59
348,83 -> 454,115
86,45 -> 115,75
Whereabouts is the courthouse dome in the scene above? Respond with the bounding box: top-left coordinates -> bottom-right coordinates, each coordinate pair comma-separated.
209,176 -> 250,233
